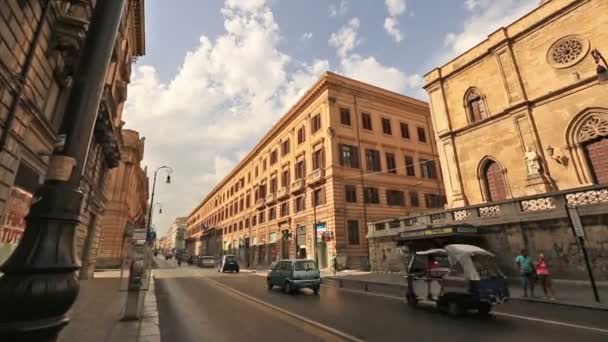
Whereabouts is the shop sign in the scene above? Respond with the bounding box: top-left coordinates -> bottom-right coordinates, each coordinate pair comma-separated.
456,227 -> 478,234
0,187 -> 33,264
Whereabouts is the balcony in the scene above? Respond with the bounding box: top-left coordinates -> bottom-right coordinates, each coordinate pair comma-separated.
290,179 -> 305,194
266,193 -> 277,205
255,198 -> 266,209
307,169 -> 325,185
277,186 -> 289,200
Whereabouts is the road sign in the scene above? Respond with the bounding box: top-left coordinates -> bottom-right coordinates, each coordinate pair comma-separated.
567,206 -> 585,238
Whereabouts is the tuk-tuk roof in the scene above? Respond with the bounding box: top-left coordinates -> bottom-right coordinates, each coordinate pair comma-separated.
444,244 -> 494,257
415,248 -> 446,256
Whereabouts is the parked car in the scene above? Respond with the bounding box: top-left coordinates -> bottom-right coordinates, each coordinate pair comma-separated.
199,256 -> 216,268
267,259 -> 321,294
165,254 -> 173,260
218,255 -> 239,272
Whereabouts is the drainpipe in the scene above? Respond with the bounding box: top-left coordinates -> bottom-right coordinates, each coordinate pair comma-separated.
0,0 -> 53,151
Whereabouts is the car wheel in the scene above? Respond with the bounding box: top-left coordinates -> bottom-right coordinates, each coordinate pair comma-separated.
447,301 -> 464,317
236,269 -> 240,273
284,281 -> 293,294
313,286 -> 320,295
477,303 -> 492,317
267,279 -> 273,290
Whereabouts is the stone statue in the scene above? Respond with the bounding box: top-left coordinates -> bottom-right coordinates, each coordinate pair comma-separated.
525,146 -> 541,176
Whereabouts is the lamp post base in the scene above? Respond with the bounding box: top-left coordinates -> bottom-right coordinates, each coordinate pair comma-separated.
0,182 -> 82,341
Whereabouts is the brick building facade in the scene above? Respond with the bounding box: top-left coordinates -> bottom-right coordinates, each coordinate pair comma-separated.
0,0 -> 145,278
96,129 -> 148,269
187,72 -> 444,270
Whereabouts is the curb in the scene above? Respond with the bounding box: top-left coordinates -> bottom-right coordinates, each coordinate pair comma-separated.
509,296 -> 608,311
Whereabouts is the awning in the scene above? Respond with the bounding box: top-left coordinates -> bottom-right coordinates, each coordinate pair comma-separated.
397,225 -> 479,241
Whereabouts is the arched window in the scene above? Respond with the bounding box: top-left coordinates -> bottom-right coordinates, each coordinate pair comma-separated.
481,160 -> 508,202
565,109 -> 608,185
465,88 -> 487,123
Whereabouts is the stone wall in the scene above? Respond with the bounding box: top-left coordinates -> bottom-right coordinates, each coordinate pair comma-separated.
368,185 -> 608,281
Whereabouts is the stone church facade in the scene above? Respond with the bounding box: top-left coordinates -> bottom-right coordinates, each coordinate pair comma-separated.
424,0 -> 607,208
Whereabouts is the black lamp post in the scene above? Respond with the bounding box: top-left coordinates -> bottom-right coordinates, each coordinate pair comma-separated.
146,166 -> 172,243
0,1 -> 127,340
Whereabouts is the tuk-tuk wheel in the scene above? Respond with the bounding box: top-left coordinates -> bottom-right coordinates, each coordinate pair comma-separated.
405,294 -> 418,307
477,303 -> 491,316
447,301 -> 464,316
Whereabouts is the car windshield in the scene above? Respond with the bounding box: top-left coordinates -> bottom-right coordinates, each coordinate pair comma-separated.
294,261 -> 316,271
225,256 -> 236,262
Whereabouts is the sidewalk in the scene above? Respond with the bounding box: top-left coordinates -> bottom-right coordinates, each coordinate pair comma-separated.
57,270 -> 161,342
319,271 -> 608,310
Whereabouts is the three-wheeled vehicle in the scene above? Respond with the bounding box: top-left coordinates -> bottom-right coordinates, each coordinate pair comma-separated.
406,244 -> 509,316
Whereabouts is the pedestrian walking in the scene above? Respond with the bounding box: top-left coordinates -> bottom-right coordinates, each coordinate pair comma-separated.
535,253 -> 556,300
515,249 -> 535,297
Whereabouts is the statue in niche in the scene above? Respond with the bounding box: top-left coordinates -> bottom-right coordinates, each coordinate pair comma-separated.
525,146 -> 542,176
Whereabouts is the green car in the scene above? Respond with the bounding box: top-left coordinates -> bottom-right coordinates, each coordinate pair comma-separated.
267,259 -> 321,294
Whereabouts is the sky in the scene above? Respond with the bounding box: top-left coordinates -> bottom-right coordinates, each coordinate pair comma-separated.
124,0 -> 539,236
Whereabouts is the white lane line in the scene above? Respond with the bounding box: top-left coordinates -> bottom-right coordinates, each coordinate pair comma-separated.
204,277 -> 365,342
320,285 -> 608,334
493,311 -> 608,334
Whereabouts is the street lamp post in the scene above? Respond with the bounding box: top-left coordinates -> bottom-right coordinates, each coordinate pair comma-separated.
146,166 -> 172,243
0,1 -> 127,340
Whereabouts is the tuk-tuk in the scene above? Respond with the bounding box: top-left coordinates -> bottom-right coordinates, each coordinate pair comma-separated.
406,244 -> 509,316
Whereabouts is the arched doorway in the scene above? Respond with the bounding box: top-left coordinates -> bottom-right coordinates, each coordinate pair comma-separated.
483,161 -> 508,201
584,136 -> 608,184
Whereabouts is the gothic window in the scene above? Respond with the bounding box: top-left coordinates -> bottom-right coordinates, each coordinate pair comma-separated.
547,35 -> 589,69
576,114 -> 608,184
465,88 -> 487,124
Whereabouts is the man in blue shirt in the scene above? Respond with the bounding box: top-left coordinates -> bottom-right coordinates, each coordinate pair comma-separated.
515,249 -> 535,297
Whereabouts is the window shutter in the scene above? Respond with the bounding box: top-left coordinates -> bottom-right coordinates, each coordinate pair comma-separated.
339,145 -> 344,166
352,146 -> 359,168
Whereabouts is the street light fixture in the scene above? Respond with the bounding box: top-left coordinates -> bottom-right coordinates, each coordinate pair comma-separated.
153,202 -> 163,214
146,166 -> 173,243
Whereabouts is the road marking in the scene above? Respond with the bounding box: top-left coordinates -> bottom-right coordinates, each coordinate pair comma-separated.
320,284 -> 608,334
204,277 -> 365,342
492,311 -> 608,334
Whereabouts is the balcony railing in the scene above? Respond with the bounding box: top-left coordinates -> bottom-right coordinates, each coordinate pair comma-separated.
367,184 -> 608,236
277,186 -> 289,200
290,179 -> 305,194
255,198 -> 266,209
307,168 -> 325,185
265,193 -> 277,205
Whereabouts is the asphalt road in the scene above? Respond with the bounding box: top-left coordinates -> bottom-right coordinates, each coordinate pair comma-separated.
153,262 -> 608,342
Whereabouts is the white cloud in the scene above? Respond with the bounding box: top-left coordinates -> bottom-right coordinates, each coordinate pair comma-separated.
464,0 -> 479,10
328,17 -> 422,97
300,32 -> 313,40
329,18 -> 361,58
125,0 -> 327,235
441,0 -> 537,61
384,17 -> 403,43
329,0 -> 349,18
383,0 -> 406,43
385,0 -> 406,16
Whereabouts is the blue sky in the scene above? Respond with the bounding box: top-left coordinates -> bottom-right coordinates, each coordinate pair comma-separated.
125,0 -> 539,235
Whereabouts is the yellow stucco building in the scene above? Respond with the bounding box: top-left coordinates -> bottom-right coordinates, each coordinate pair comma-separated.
187,72 -> 444,270
424,0 -> 608,208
